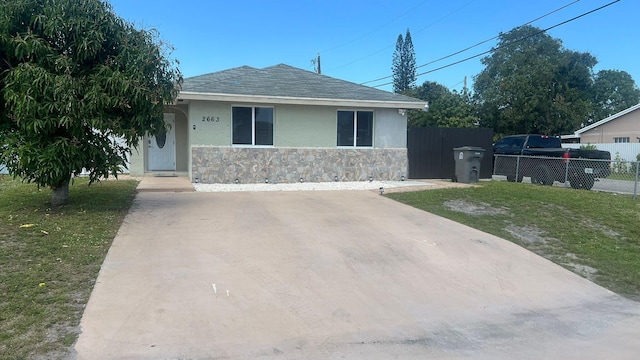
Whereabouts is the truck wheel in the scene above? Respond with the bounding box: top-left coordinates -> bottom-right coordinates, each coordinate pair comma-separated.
569,175 -> 581,189
532,166 -> 553,186
569,175 -> 595,190
507,174 -> 523,183
582,176 -> 595,190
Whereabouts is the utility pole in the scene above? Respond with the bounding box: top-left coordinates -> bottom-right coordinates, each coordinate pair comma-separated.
312,53 -> 321,74
463,76 -> 467,92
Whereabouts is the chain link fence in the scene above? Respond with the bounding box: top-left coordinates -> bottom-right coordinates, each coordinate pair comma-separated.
493,154 -> 639,199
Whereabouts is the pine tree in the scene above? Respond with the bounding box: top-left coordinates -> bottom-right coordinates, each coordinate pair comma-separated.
392,29 -> 417,93
392,34 -> 404,93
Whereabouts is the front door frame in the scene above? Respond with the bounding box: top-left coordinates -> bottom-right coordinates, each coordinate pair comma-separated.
147,113 -> 176,171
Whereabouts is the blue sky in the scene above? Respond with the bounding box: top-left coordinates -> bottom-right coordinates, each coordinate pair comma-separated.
108,0 -> 638,93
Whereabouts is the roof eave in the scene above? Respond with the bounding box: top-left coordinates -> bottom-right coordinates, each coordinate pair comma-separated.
176,91 -> 426,109
575,103 -> 640,134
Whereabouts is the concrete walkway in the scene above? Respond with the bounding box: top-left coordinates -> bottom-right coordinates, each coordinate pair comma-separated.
136,175 -> 195,192
73,187 -> 640,359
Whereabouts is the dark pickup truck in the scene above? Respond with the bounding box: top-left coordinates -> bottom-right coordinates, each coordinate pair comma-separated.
493,134 -> 611,190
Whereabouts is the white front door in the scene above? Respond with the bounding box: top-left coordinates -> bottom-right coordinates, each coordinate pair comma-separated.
148,114 -> 176,171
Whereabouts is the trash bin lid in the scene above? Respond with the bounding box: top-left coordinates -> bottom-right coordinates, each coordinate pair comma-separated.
453,146 -> 485,152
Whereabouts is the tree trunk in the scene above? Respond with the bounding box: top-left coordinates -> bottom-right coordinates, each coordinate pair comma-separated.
51,180 -> 70,207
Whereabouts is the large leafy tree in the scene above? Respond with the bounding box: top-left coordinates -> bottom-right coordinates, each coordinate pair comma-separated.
392,29 -> 416,93
0,0 -> 182,206
406,81 -> 478,128
474,25 -> 595,138
590,69 -> 640,122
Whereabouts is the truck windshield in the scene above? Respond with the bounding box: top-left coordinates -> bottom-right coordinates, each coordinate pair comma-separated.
526,136 -> 561,148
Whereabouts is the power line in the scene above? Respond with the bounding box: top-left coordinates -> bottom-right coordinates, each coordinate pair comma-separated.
320,0 -> 431,55
411,0 -> 476,37
369,0 -> 620,88
326,0 -> 474,73
361,0 -> 582,86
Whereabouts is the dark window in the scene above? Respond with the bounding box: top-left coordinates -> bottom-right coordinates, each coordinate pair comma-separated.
356,111 -> 373,147
232,106 -> 273,146
526,135 -> 561,148
493,136 -> 525,153
232,107 -> 252,145
337,111 -> 355,146
337,110 -> 374,147
255,107 -> 273,145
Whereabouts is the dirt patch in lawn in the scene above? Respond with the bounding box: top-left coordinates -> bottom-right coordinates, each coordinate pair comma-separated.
504,224 -> 549,245
443,199 -> 508,216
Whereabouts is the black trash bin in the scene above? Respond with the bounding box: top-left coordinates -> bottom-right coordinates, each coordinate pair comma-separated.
453,147 -> 485,183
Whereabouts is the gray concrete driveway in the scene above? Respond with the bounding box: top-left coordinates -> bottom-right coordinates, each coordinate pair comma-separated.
74,190 -> 640,359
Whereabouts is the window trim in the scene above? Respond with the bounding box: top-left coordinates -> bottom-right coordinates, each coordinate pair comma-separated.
614,137 -> 630,143
231,105 -> 274,146
336,109 -> 375,148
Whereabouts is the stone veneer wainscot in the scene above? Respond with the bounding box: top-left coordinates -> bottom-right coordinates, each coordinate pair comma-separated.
192,147 -> 408,184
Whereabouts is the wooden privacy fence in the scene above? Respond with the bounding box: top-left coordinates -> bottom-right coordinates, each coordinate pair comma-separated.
407,127 -> 494,179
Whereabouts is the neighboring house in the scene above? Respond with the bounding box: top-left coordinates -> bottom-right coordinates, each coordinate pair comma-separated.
129,64 -> 426,183
572,103 -> 640,144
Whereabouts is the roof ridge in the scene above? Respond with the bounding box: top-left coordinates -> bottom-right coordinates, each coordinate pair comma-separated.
184,65 -> 258,80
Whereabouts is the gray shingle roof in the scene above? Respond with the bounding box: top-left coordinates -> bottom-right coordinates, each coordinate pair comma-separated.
181,64 -> 423,104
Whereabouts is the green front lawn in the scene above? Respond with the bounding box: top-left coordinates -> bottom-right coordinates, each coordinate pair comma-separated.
388,181 -> 640,300
0,177 -> 138,359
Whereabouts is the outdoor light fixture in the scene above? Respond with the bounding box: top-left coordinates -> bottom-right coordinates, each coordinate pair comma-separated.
401,176 -> 405,181
192,124 -> 196,130
194,178 -> 199,183
235,178 -> 239,184
398,109 -> 406,116
299,177 -> 304,183
334,176 -> 339,182
265,178 -> 269,183
379,187 -> 384,195
368,176 -> 373,182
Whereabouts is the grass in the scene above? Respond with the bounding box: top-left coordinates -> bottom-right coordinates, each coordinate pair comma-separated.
0,176 -> 138,359
608,172 -> 639,181
388,181 -> 640,301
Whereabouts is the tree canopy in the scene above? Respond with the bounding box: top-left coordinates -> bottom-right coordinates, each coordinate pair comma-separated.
591,69 -> 640,122
0,0 -> 182,206
406,81 -> 478,128
392,29 -> 416,93
473,25 -> 597,137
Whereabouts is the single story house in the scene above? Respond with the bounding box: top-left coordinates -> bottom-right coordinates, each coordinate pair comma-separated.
129,64 -> 426,183
567,103 -> 640,144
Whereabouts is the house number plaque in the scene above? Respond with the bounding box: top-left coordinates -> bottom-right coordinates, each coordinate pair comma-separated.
202,116 -> 220,123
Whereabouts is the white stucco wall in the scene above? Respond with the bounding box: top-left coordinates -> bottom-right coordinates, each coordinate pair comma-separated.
375,108 -> 407,148
188,101 -> 232,146
274,105 -> 336,147
128,146 -> 144,176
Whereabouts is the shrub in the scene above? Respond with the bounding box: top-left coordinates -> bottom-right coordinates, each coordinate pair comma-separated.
630,153 -> 640,176
580,143 -> 597,150
612,152 -> 629,174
